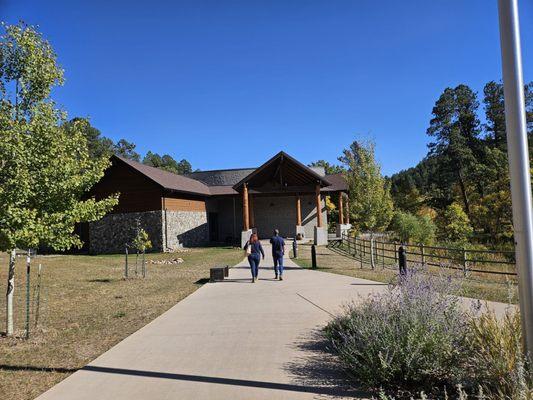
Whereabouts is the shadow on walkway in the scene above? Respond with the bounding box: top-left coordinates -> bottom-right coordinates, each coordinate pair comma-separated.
283,330 -> 370,399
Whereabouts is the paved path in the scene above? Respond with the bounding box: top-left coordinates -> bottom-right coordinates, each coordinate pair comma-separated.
37,242 -> 512,400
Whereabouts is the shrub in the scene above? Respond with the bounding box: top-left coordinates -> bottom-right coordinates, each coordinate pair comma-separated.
469,310 -> 533,399
324,269 -> 471,394
390,211 -> 436,245
437,203 -> 473,244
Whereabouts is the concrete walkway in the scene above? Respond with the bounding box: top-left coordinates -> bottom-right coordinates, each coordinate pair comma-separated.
37,242 -> 512,400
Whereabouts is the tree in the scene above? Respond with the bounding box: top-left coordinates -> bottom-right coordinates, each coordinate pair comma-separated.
390,211 -> 436,245
142,151 -> 193,174
0,22 -> 117,335
339,140 -> 393,233
63,117 -> 114,159
308,160 -> 345,175
113,138 -> 140,161
427,84 -> 482,217
438,203 -> 473,244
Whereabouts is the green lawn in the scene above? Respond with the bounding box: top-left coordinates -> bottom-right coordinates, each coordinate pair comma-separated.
0,247 -> 243,400
291,243 -> 518,304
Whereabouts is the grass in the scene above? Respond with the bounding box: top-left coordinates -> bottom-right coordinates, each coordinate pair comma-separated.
291,243 -> 518,304
0,247 -> 243,400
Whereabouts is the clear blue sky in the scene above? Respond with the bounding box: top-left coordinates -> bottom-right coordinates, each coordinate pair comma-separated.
3,0 -> 533,175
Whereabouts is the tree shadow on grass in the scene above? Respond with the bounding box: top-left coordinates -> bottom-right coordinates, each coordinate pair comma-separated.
283,329 -> 371,399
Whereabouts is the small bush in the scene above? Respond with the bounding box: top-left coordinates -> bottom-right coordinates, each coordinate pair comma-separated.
390,211 -> 436,245
324,269 -> 471,394
469,310 -> 533,399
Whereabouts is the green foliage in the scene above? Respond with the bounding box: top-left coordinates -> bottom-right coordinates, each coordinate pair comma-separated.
0,22 -> 118,251
143,151 -> 192,174
113,138 -> 140,161
469,311 -> 533,399
63,117 -> 114,159
339,140 -> 393,233
438,203 -> 473,244
390,80 -> 533,247
308,160 -> 346,175
324,270 -> 471,394
131,228 -> 152,252
390,211 -> 436,245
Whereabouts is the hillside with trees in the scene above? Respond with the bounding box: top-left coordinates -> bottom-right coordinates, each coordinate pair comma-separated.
390,81 -> 533,248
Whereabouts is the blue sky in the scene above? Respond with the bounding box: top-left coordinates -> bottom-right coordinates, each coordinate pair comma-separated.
2,0 -> 533,176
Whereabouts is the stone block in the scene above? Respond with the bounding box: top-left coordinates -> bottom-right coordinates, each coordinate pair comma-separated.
295,225 -> 306,239
314,226 -> 328,246
336,223 -> 352,238
241,229 -> 253,248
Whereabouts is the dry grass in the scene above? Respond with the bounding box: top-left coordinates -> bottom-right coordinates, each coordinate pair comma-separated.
292,243 -> 518,304
0,247 -> 243,400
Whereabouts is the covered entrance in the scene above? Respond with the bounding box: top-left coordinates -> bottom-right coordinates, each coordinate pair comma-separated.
233,152 -> 344,245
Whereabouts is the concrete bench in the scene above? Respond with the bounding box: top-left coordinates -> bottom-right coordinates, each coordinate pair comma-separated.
210,266 -> 229,282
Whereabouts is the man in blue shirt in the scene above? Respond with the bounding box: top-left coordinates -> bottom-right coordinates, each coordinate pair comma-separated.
270,229 -> 285,280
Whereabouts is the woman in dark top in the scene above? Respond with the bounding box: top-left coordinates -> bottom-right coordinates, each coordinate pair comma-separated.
244,233 -> 265,283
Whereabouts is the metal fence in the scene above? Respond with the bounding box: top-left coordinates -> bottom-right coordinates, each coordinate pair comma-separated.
333,233 -> 517,278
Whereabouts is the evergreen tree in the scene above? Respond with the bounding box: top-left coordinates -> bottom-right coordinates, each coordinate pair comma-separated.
308,160 -> 346,175
113,138 -> 140,161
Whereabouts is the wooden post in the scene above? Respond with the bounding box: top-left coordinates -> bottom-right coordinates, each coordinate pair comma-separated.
249,194 -> 255,228
345,196 -> 350,224
463,248 -> 468,277
420,244 -> 426,266
315,184 -> 323,228
243,184 -> 250,231
394,242 -> 397,264
338,193 -> 344,225
381,241 -> 385,269
296,195 -> 302,226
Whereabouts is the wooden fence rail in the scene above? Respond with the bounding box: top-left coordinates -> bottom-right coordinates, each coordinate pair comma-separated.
336,233 -> 517,278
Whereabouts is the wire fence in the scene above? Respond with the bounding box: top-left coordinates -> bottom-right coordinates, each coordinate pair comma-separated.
0,251 -> 49,339
333,233 -> 517,280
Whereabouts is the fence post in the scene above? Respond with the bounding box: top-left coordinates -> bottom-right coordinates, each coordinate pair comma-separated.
25,250 -> 31,340
462,248 -> 468,277
125,246 -> 129,278
293,238 -> 298,258
381,241 -> 385,269
311,245 -> 317,269
370,237 -> 375,270
142,250 -> 146,278
34,263 -> 42,329
394,242 -> 398,264
420,244 -> 425,266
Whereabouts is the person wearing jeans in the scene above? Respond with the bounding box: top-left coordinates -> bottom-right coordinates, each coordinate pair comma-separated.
244,233 -> 264,283
270,229 -> 285,280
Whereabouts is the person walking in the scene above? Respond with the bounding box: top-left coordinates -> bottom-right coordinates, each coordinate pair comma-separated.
244,233 -> 264,283
270,229 -> 285,280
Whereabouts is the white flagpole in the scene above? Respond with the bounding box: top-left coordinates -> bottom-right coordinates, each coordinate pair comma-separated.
498,0 -> 533,356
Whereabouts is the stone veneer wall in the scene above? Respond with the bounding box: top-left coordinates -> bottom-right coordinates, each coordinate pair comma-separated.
89,211 -> 164,254
163,210 -> 208,250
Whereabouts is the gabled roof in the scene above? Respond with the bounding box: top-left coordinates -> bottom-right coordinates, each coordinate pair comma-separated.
113,155 -> 211,196
320,173 -> 348,192
233,151 -> 331,190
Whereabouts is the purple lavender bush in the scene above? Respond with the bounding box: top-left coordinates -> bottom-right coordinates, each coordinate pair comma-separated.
324,268 -> 472,394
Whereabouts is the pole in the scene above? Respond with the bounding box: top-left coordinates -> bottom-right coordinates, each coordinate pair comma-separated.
498,0 -> 533,356
25,250 -> 31,339
125,246 -> 129,278
311,245 -> 317,269
34,263 -> 42,329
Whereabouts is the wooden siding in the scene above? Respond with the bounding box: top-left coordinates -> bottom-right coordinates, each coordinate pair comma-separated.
89,159 -> 163,213
163,196 -> 206,212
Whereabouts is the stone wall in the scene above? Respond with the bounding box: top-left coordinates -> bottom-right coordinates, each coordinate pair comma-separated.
89,211 -> 164,254
163,210 -> 209,250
